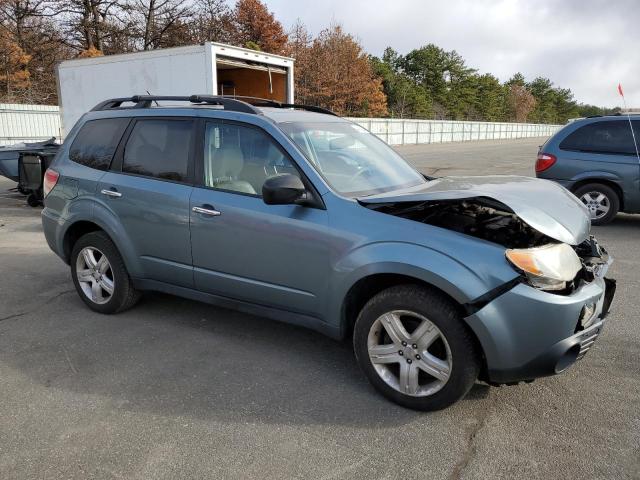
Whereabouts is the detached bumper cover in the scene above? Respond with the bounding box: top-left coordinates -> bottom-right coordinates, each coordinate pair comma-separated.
465,275 -> 615,384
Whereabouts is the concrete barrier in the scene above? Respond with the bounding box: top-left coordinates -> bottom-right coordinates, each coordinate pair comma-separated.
0,103 -> 561,147
346,118 -> 562,145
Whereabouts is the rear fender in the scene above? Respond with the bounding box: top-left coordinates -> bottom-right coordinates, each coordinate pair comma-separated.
61,202 -> 143,277
569,171 -> 622,184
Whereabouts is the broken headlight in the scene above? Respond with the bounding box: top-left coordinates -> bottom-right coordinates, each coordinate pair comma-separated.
505,243 -> 582,291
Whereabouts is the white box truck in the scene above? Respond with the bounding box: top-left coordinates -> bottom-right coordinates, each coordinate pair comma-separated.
56,42 -> 295,136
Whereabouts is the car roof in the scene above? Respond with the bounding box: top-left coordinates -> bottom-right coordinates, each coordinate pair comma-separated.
84,95 -> 347,125
573,114 -> 640,124
257,107 -> 345,124
82,104 -> 347,125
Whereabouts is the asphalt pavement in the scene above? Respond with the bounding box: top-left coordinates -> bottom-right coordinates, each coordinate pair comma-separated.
0,138 -> 638,479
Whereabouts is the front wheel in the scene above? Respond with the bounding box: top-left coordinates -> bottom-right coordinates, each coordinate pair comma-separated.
353,285 -> 480,411
70,231 -> 141,314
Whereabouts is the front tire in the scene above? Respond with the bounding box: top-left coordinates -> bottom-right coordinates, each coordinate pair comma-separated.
353,285 -> 480,411
70,231 -> 140,314
574,183 -> 619,225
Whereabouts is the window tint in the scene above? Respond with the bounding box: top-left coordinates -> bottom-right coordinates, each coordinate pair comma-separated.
69,118 -> 128,170
203,122 -> 299,195
123,119 -> 192,182
560,121 -> 637,155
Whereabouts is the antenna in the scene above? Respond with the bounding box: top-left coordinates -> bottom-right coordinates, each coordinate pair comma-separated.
618,83 -> 640,163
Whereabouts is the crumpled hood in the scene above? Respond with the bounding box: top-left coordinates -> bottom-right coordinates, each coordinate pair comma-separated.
359,175 -> 591,245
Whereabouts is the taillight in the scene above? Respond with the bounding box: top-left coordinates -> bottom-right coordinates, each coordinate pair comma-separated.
536,153 -> 557,173
43,169 -> 60,197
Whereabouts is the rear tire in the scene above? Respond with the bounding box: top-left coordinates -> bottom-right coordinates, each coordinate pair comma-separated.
574,183 -> 619,225
70,231 -> 140,314
353,285 -> 480,411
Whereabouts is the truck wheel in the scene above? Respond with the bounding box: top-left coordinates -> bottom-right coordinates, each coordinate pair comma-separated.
574,183 -> 619,225
26,193 -> 40,207
353,285 -> 480,411
70,231 -> 141,314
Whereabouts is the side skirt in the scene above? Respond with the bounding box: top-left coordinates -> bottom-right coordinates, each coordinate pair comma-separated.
132,278 -> 341,340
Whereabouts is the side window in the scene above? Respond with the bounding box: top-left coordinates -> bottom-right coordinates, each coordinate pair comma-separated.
203,122 -> 299,195
122,119 -> 193,182
69,118 -> 129,170
560,121 -> 637,155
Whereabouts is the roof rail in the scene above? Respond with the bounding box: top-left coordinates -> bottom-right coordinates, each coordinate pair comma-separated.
90,95 -> 261,114
90,95 -> 337,116
229,96 -> 337,116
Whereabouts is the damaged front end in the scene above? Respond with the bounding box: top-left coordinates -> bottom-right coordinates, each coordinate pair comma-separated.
364,197 -> 550,248
358,176 -> 617,384
362,196 -> 613,298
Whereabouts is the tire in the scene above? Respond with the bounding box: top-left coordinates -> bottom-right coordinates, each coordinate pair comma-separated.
26,193 -> 40,207
573,183 -> 619,226
353,285 -> 480,411
70,231 -> 141,314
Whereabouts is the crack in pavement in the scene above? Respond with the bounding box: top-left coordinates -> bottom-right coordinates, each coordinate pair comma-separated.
448,398 -> 492,480
0,289 -> 75,323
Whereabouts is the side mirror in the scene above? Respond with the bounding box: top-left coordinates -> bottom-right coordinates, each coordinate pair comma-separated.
262,174 -> 307,205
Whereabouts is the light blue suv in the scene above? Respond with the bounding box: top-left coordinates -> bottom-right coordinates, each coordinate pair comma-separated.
42,95 -> 616,410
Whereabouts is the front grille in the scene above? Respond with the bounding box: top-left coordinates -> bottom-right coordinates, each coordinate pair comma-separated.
576,326 -> 602,361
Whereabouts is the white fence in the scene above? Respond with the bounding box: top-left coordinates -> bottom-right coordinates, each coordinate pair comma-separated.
0,104 -> 61,146
0,104 -> 561,147
347,118 -> 562,145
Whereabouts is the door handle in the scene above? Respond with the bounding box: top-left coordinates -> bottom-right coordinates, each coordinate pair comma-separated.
101,188 -> 122,198
192,205 -> 221,216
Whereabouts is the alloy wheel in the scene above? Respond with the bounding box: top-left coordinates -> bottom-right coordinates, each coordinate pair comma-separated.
75,247 -> 115,305
580,191 -> 610,220
367,310 -> 452,397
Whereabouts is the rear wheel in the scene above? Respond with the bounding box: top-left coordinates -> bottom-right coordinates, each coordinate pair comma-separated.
353,285 -> 480,411
574,183 -> 619,225
70,231 -> 140,314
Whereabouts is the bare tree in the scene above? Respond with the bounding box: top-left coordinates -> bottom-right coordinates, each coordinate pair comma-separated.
125,0 -> 191,50
53,0 -> 126,53
0,0 -> 55,47
190,0 -> 235,44
507,84 -> 536,122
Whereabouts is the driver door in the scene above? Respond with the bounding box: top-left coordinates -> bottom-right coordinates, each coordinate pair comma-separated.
189,119 -> 330,317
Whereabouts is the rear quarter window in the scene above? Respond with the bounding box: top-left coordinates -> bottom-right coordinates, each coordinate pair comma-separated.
68,118 -> 129,170
560,120 -> 637,155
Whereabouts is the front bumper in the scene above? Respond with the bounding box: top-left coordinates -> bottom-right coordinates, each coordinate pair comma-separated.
466,273 -> 616,384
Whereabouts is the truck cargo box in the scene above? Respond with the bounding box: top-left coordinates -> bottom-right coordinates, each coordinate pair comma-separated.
57,42 -> 295,136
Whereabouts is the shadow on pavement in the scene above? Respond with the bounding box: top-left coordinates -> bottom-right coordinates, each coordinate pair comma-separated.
1,271 -> 490,429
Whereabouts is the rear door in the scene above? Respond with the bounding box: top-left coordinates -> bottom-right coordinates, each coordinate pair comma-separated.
98,117 -> 196,287
558,120 -> 640,205
189,119 -> 330,317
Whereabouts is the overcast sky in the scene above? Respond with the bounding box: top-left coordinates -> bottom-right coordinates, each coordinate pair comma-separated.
263,0 -> 639,108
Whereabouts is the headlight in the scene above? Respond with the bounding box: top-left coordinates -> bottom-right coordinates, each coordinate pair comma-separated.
506,243 -> 582,291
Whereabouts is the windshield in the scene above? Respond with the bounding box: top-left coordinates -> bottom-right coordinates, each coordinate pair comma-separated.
279,121 -> 427,196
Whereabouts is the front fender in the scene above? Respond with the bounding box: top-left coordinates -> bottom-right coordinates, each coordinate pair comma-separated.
328,241 -> 519,330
